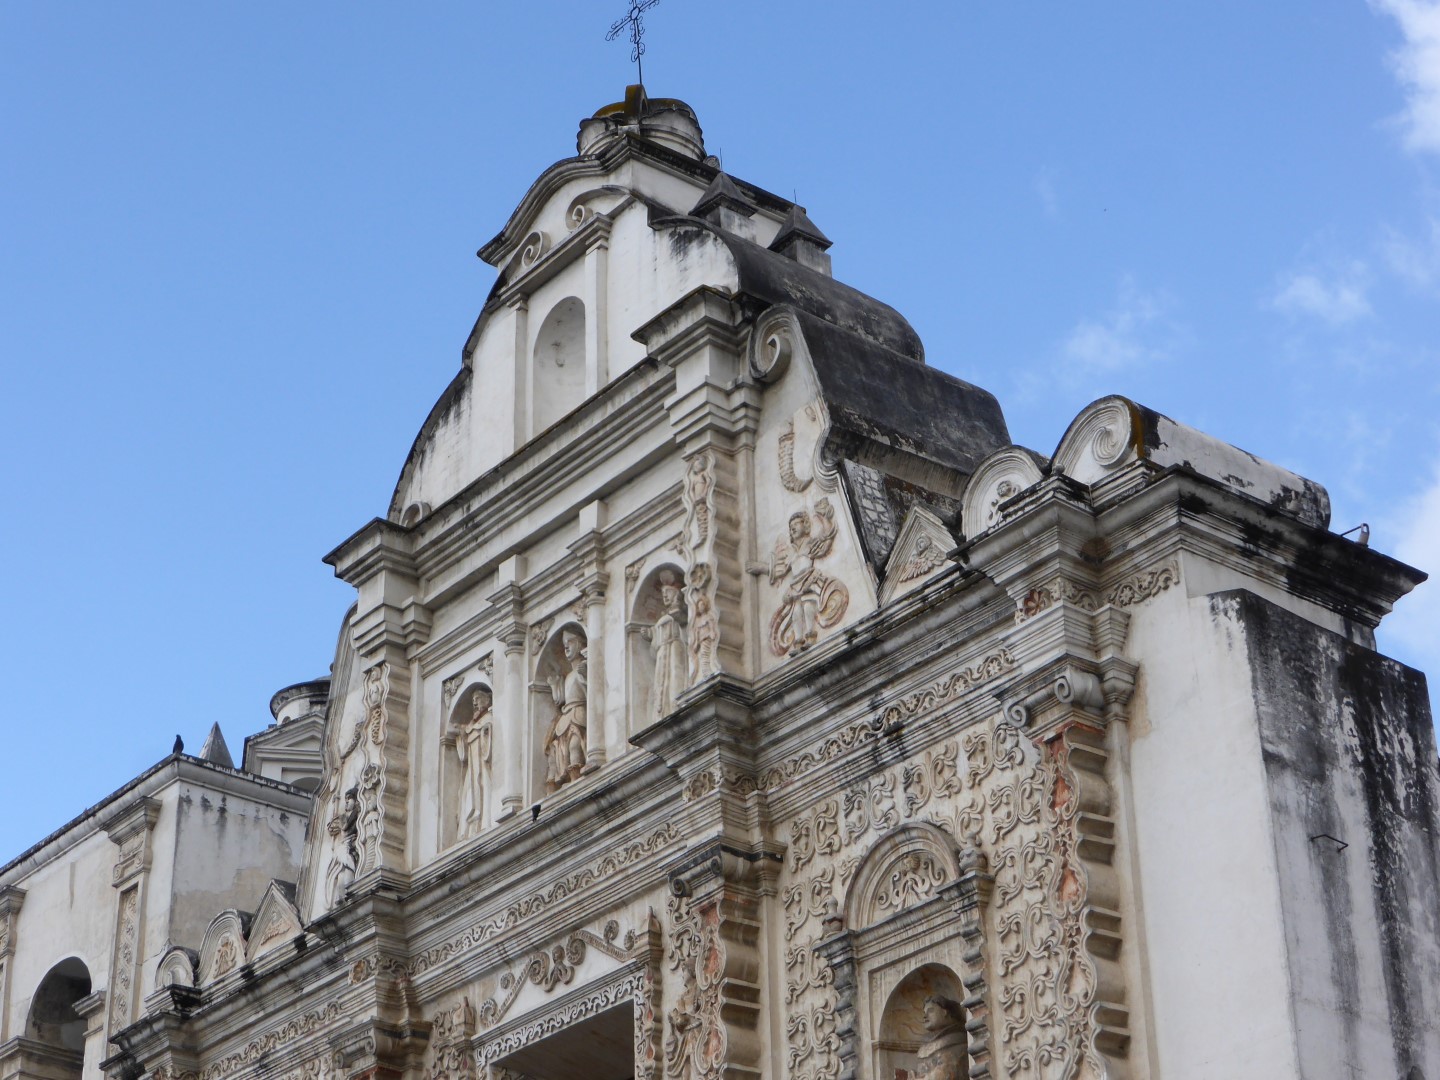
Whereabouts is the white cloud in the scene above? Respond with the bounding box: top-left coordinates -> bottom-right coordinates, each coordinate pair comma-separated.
1034,168 -> 1060,219
1270,263 -> 1373,325
1062,277 -> 1172,371
1381,215 -> 1440,290
1370,0 -> 1440,154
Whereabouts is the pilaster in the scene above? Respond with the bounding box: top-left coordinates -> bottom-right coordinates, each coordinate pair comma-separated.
103,797 -> 160,1037
637,286 -> 760,687
665,843 -> 772,1080
569,501 -> 611,770
0,888 -> 22,1043
488,556 -> 528,818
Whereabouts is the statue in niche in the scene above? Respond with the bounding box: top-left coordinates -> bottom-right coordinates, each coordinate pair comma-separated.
898,997 -> 967,1080
769,497 -> 850,655
643,571 -> 689,719
453,686 -> 493,839
543,628 -> 588,792
324,785 -> 360,906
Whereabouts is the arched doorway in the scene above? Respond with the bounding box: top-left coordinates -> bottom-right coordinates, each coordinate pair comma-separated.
24,957 -> 91,1079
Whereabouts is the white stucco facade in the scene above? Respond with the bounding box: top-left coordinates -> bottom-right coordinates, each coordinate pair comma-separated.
2,89 -> 1435,1080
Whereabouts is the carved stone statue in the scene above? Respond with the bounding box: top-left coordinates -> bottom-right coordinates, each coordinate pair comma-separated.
644,572 -> 689,718
905,996 -> 966,1080
769,497 -> 850,655
453,687 -> 493,839
543,629 -> 588,792
324,785 -> 360,906
688,586 -> 719,684
663,966 -> 704,1080
683,453 -> 714,549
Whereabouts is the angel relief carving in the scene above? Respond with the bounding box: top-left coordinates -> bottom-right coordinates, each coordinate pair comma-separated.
769,498 -> 850,656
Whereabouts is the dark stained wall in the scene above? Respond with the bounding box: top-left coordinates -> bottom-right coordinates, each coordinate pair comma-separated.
1217,590 -> 1440,1079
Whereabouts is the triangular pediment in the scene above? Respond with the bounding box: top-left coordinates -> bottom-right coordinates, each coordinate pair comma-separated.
245,880 -> 302,963
879,506 -> 954,604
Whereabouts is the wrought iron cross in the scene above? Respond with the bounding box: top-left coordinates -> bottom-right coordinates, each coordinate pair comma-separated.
607,0 -> 660,86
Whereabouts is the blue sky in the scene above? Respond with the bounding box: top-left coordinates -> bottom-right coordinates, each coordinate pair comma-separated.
2,1 -> 1437,863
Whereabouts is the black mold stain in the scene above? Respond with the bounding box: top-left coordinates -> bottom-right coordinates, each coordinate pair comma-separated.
1221,589 -> 1439,1073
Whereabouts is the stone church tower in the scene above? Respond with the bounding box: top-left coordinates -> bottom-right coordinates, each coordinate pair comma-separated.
4,89 -> 1437,1080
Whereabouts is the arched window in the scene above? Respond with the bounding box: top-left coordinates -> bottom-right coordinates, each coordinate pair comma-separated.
532,297 -> 586,433
26,957 -> 92,1078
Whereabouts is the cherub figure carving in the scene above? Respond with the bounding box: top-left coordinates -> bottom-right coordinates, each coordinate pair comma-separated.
543,629 -> 588,792
769,497 -> 850,655
643,571 -> 689,719
683,453 -> 714,549
453,686 -> 493,839
898,534 -> 946,582
687,563 -> 720,683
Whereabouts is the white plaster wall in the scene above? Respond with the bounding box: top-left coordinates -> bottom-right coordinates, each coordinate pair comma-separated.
1123,585 -> 1300,1076
166,778 -> 306,967
395,182 -> 743,519
4,829 -> 119,1043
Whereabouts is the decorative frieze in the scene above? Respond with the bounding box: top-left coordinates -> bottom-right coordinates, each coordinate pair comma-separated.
353,824 -> 682,981
477,921 -> 631,1030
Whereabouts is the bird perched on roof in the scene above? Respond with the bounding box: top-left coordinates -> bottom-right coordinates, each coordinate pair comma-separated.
173,734 -> 184,754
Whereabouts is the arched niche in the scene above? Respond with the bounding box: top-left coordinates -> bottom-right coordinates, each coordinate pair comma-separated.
816,824 -> 993,1080
156,946 -> 199,989
876,964 -> 966,1080
198,909 -> 250,985
442,681 -> 494,848
626,563 -> 689,729
26,956 -> 91,1075
532,296 -> 586,434
533,623 -> 588,796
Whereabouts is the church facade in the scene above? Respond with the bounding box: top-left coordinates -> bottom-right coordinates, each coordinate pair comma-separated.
3,89 -> 1438,1080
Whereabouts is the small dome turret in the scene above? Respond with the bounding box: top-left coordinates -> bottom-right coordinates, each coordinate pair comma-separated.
577,85 -> 706,160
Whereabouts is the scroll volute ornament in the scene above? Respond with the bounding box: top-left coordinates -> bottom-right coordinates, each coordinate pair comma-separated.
748,309 -> 796,384
1050,395 -> 1144,487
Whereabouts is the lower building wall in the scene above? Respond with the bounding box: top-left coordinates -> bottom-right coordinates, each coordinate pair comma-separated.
1231,589 -> 1440,1080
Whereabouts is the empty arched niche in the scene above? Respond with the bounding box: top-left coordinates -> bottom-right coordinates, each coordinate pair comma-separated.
877,964 -> 966,1080
443,682 -> 494,847
26,957 -> 92,1072
627,564 -> 689,727
532,296 -> 586,433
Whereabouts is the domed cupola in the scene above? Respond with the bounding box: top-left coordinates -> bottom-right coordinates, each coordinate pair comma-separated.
577,84 -> 706,160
